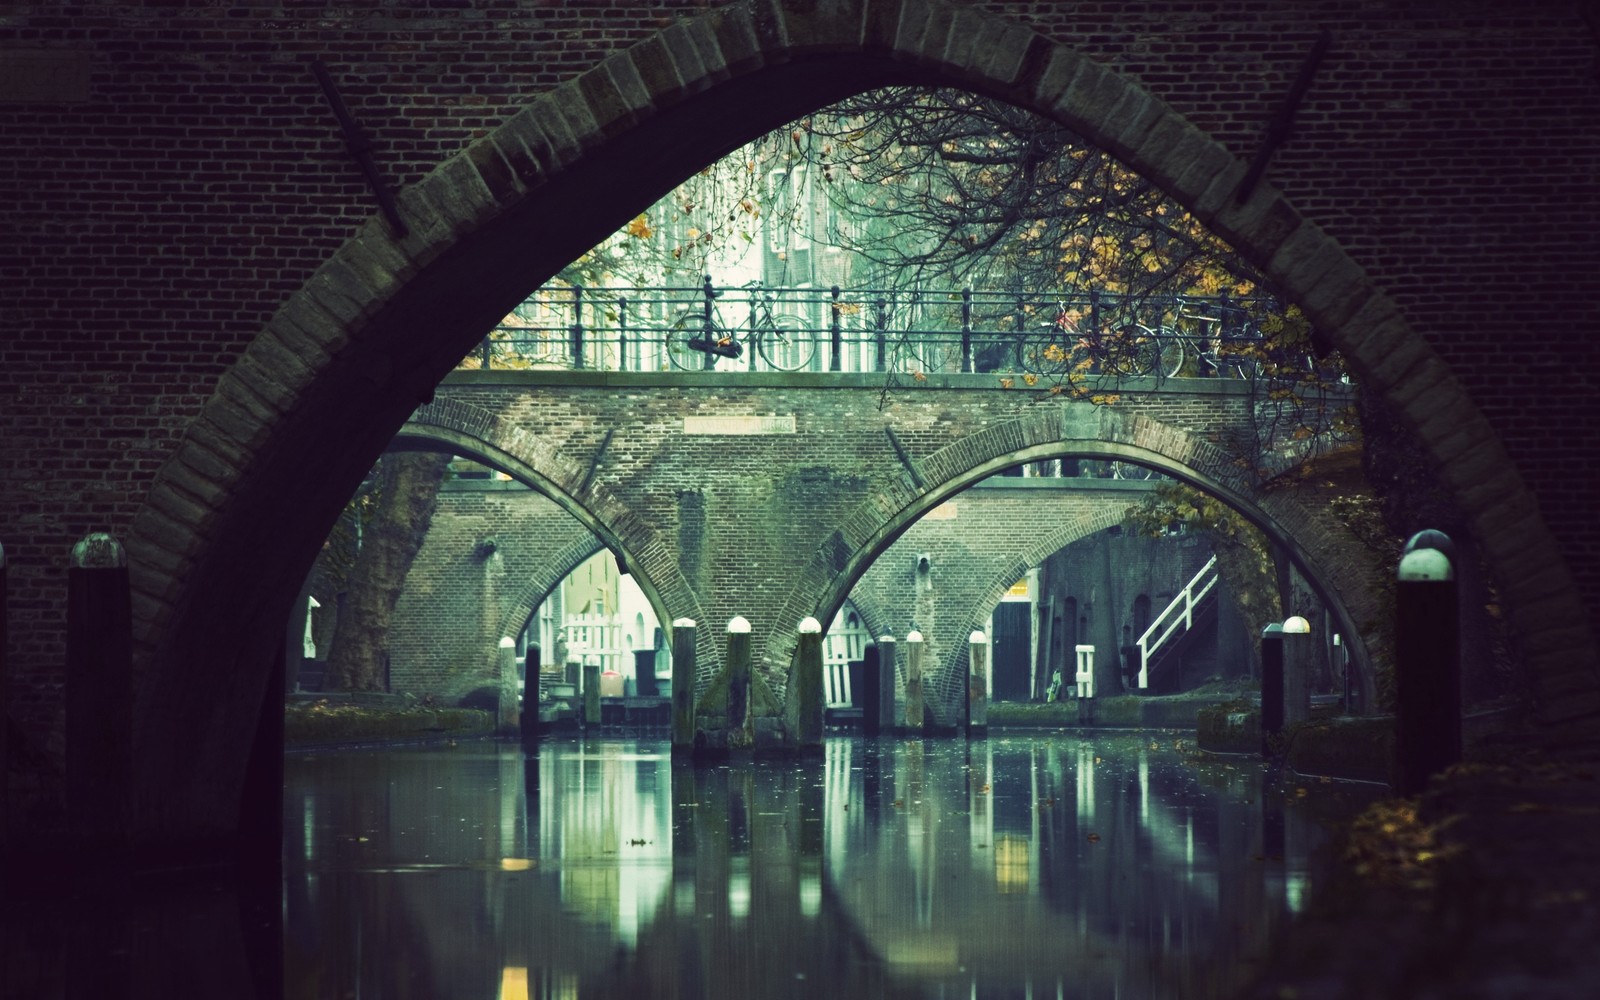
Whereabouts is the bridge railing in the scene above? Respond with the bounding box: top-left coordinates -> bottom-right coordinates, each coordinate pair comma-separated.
461,282 -> 1305,377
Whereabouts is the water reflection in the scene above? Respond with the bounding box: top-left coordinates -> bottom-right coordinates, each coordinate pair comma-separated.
284,734 -> 1372,999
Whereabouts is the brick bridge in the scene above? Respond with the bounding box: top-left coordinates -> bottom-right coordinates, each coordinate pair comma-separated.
5,1 -> 1597,858
391,469 -> 1165,721
395,369 -> 1379,722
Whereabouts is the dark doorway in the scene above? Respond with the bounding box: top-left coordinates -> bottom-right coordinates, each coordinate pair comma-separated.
991,602 -> 1032,701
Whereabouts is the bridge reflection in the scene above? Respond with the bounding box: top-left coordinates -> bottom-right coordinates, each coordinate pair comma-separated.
283,734 -> 1375,999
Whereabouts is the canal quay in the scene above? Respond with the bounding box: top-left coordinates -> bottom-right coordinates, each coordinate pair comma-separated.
284,733 -> 1379,999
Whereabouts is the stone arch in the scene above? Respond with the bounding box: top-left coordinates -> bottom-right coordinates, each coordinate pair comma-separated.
934,502 -> 1139,713
393,400 -> 713,675
119,0 -> 1593,840
921,500 -> 1133,722
793,402 -> 1381,720
494,533 -> 608,655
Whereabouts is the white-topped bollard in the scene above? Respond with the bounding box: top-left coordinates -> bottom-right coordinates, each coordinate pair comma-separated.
497,636 -> 518,735
903,630 -> 925,731
967,630 -> 988,737
1282,615 -> 1312,728
796,616 -> 824,753
1396,530 -> 1460,795
0,540 -> 7,842
1260,623 -> 1285,755
726,616 -> 754,749
670,618 -> 697,753
67,531 -> 132,843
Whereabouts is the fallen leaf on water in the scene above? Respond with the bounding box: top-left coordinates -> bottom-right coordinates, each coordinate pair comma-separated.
1086,833 -> 1101,843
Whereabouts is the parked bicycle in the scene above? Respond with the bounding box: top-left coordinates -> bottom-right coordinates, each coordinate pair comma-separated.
1019,294 -> 1162,378
1149,293 -> 1315,379
665,277 -> 817,371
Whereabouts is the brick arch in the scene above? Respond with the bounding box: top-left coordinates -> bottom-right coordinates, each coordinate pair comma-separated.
922,503 -> 1134,722
121,0 -> 1592,840
493,533 -> 608,650
796,402 -> 1380,721
395,399 -> 720,686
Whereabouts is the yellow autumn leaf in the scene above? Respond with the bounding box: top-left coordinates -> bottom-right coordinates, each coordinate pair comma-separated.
625,214 -> 653,239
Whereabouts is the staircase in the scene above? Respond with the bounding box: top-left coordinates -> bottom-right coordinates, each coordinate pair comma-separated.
1137,556 -> 1219,689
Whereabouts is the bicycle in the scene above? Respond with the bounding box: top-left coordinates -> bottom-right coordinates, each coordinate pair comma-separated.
1150,293 -> 1302,379
1018,295 -> 1163,378
664,277 -> 816,372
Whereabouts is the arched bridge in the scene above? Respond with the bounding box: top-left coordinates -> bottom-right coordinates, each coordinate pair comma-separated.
400,367 -> 1379,724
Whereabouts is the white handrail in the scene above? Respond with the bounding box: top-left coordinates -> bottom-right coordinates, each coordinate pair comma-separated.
1137,555 -> 1219,688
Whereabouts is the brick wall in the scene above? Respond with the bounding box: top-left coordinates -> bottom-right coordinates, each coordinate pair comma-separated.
381,480 -> 600,698
391,470 -> 1148,715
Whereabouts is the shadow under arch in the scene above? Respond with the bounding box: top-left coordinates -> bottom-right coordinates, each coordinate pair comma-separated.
393,413 -> 707,675
801,432 -> 1379,720
926,497 -> 1139,718
493,533 -> 609,652
117,0 -> 1593,845
835,482 -> 1136,722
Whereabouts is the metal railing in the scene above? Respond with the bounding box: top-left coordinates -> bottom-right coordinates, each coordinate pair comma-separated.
1136,555 -> 1219,688
463,281 -> 1293,376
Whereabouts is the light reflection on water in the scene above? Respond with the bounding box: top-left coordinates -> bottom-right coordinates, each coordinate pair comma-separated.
284,733 -> 1374,999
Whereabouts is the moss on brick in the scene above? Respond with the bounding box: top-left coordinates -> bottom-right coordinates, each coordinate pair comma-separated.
285,699 -> 494,748
1197,701 -> 1261,753
1285,716 -> 1396,785
986,701 -> 1076,727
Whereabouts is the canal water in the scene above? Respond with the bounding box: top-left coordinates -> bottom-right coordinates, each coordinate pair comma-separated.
284,732 -> 1376,999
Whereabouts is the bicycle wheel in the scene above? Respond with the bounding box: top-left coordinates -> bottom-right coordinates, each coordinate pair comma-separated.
1153,328 -> 1187,378
754,312 -> 816,371
1018,327 -> 1073,377
1112,460 -> 1156,481
1217,340 -> 1264,379
898,331 -> 956,373
666,311 -> 726,371
1102,323 -> 1163,377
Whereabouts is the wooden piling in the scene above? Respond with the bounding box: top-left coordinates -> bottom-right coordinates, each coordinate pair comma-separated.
66,532 -> 132,845
670,619 -> 697,753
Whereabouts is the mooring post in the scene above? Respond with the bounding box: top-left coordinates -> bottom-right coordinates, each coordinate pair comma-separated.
670,618 -> 697,753
66,532 -> 132,845
796,617 -> 824,754
1075,644 -> 1096,725
967,630 -> 988,738
1396,529 -> 1460,796
520,644 -> 541,747
726,616 -> 753,749
1260,623 -> 1285,755
903,631 -> 925,732
497,637 -> 519,735
860,644 -> 882,736
582,661 -> 601,728
1283,615 -> 1312,729
0,540 -> 8,845
874,636 -> 897,736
